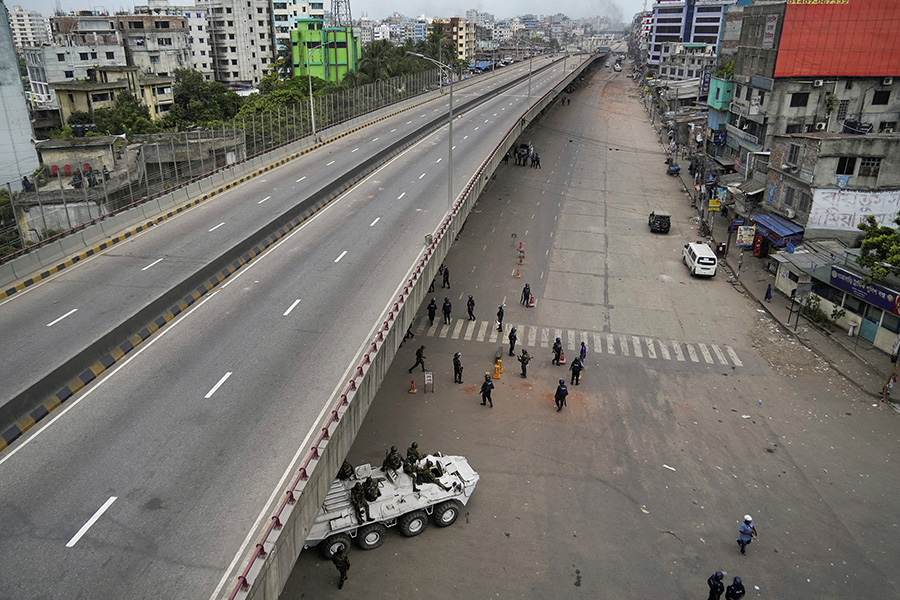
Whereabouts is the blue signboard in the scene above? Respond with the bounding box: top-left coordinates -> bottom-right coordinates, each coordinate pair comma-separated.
766,184 -> 776,204
830,266 -> 900,315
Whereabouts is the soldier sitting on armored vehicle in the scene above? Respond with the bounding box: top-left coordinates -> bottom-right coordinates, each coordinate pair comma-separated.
402,457 -> 421,492
407,442 -> 424,464
415,460 -> 450,492
382,446 -> 403,480
363,476 -> 383,502
350,482 -> 371,523
337,460 -> 355,480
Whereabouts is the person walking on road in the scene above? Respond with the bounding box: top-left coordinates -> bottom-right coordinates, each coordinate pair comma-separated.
725,577 -> 745,600
408,345 -> 426,373
521,283 -> 531,306
707,571 -> 724,600
508,327 -> 518,356
764,284 -> 773,302
426,298 -> 437,326
534,153 -> 541,169
517,349 -> 531,378
332,548 -> 350,589
737,515 -> 757,556
503,151 -> 509,164
497,305 -> 504,332
442,297 -> 452,325
552,337 -> 562,365
480,373 -> 494,407
467,295 -> 476,320
453,352 -> 463,383
554,379 -> 568,412
579,341 -> 587,362
569,356 -> 584,385
442,266 -> 450,289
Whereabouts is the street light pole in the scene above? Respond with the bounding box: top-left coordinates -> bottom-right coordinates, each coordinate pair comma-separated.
527,54 -> 533,97
408,52 -> 454,219
307,45 -> 319,139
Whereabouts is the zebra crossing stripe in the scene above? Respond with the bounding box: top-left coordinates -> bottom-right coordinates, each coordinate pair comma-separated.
644,337 -> 657,359
567,331 -> 577,350
698,343 -> 713,364
632,336 -> 643,358
606,334 -> 615,354
671,341 -> 684,361
541,327 -> 549,348
686,344 -> 699,362
658,340 -> 670,360
527,326 -> 537,347
592,332 -> 603,354
726,346 -> 743,366
710,344 -> 728,365
619,334 -> 629,357
476,321 -> 488,342
464,321 -> 475,341
452,320 -> 465,339
439,323 -> 451,338
415,318 -> 426,335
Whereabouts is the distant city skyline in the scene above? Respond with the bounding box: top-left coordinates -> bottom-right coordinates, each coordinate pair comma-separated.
24,0 -> 646,24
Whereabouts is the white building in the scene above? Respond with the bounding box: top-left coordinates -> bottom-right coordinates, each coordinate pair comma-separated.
8,5 -> 49,51
135,1 -> 213,81
492,22 -> 511,42
272,0 -> 324,50
647,0 -> 735,68
195,0 -> 275,88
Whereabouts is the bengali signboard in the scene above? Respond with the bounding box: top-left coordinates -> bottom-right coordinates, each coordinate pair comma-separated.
762,15 -> 778,49
735,226 -> 756,247
830,266 -> 900,315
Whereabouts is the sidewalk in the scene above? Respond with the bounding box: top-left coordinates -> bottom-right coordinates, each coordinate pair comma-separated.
706,207 -> 895,401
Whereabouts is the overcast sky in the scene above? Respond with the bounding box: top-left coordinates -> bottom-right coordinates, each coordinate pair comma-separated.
25,0 -> 647,25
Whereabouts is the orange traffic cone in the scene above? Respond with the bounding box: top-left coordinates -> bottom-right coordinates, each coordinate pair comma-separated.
514,268 -> 520,278
559,349 -> 566,365
528,294 -> 535,307
408,380 -> 417,393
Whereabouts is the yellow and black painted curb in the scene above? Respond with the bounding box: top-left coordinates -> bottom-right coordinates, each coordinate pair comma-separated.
0,95 -> 435,303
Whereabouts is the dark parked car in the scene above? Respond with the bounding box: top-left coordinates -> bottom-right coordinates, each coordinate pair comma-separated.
648,210 -> 671,233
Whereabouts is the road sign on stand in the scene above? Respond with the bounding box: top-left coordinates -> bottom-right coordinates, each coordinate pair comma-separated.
423,370 -> 434,393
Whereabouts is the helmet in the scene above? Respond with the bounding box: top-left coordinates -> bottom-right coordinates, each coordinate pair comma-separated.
498,304 -> 503,309
390,446 -> 397,452
468,295 -> 473,299
454,352 -> 461,357
744,515 -> 752,522
559,379 -> 565,385
511,327 -> 517,332
411,442 -> 418,448
714,572 -> 723,580
445,297 -> 449,302
556,337 -> 561,342
733,577 -> 742,585
431,298 -> 435,302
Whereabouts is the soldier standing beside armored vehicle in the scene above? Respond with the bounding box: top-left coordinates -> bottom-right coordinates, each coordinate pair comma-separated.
350,482 -> 371,523
332,548 -> 350,589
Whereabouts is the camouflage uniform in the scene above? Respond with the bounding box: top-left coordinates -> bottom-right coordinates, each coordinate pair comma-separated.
332,548 -> 350,589
363,476 -> 382,502
350,482 -> 370,523
416,461 -> 450,491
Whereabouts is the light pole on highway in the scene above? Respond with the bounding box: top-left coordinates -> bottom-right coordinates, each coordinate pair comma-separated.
408,52 -> 454,220
527,53 -> 533,97
306,45 -> 318,139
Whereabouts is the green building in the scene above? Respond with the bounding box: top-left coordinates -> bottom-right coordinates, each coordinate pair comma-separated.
291,19 -> 359,83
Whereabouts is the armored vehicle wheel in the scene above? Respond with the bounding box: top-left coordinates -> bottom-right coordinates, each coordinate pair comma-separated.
357,523 -> 387,550
319,533 -> 352,559
432,500 -> 462,527
398,510 -> 428,537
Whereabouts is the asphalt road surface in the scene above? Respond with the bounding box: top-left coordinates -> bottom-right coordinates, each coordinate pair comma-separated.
283,60 -> 900,599
0,57 -> 579,600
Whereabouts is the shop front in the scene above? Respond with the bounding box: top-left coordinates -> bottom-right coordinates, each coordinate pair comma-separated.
749,213 -> 804,258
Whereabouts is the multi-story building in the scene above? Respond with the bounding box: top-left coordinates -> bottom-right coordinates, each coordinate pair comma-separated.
272,0 -> 324,50
135,1 -> 213,81
437,17 -> 475,63
647,0 -> 735,68
657,42 -> 716,81
8,5 -> 49,51
50,64 -> 175,122
195,0 -> 275,88
492,21 -> 511,42
412,16 -> 428,42
292,18 -> 359,83
372,23 -> 389,41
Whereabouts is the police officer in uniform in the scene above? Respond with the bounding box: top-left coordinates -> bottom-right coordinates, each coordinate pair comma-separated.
554,379 -> 568,412
453,352 -> 463,383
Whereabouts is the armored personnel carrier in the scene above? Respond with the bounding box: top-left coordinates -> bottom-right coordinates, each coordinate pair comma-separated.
306,453 -> 479,558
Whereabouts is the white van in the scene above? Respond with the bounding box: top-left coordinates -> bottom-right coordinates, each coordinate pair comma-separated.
682,242 -> 718,277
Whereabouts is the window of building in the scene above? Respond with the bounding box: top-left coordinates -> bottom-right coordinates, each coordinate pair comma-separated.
844,79 -> 853,90
677,69 -> 684,77
91,92 -> 110,102
687,70 -> 694,77
758,91 -> 765,105
64,70 -> 73,78
202,62 -> 207,68
784,186 -> 795,207
812,281 -> 843,304
155,21 -> 170,28
79,52 -> 89,60
159,37 -> 172,46
150,55 -> 160,63
858,157 -> 882,177
882,312 -> 900,334
231,59 -> 237,65
837,99 -> 849,121
836,156 -> 856,175
842,295 -> 864,315
799,192 -> 812,214
873,90 -> 890,105
880,121 -> 897,132
745,86 -> 751,100
230,46 -> 236,52
790,92 -> 809,107
129,21 -> 144,29
90,52 -> 97,59
787,143 -> 801,165
200,50 -> 206,56
106,51 -> 114,59
229,33 -> 235,39
226,7 -> 232,12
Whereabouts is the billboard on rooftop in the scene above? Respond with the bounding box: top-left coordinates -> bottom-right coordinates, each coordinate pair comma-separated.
775,0 -> 900,78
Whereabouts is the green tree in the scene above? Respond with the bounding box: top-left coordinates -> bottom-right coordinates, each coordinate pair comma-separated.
857,213 -> 900,281
93,91 -> 158,134
0,188 -> 22,256
162,68 -> 243,129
